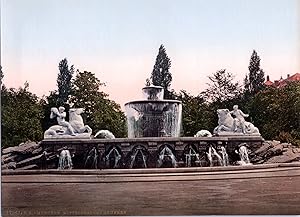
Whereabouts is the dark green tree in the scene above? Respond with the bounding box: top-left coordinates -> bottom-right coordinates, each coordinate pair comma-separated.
1,83 -> 44,148
244,50 -> 265,97
40,91 -> 60,132
250,82 -> 300,145
176,90 -> 215,136
57,58 -> 74,105
150,44 -> 172,99
0,66 -> 3,85
70,70 -> 127,137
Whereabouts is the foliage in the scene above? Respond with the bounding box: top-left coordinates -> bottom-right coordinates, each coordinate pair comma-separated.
202,69 -> 241,104
70,70 -> 127,137
244,50 -> 265,97
249,82 -> 300,143
1,84 -> 44,148
40,91 -> 61,132
57,58 -> 74,105
175,90 -> 215,136
150,44 -> 172,99
276,131 -> 300,147
0,65 -> 3,85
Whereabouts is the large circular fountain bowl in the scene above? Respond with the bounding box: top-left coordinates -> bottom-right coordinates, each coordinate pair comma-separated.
125,100 -> 182,138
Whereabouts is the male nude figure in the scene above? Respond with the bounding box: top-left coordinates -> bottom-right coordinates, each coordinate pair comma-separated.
230,105 -> 249,134
55,106 -> 76,136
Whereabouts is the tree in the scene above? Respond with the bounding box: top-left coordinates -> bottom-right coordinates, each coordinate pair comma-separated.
1,83 -> 44,148
202,69 -> 241,104
0,65 -> 3,85
40,91 -> 60,132
70,70 -> 127,137
57,58 -> 74,105
175,90 -> 215,136
244,50 -> 265,97
150,44 -> 172,99
249,82 -> 300,145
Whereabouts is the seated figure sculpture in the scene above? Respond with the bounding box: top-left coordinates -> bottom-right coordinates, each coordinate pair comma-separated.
213,105 -> 260,136
230,105 -> 249,134
44,107 -> 92,138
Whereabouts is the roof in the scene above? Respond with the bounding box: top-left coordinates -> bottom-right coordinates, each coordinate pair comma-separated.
265,73 -> 300,87
286,73 -> 300,82
264,80 -> 273,86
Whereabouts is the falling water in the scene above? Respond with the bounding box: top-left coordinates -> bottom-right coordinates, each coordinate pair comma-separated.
58,149 -> 73,170
129,146 -> 147,168
207,146 -> 223,166
220,146 -> 229,166
238,145 -> 252,165
185,146 -> 201,167
84,147 -> 98,169
105,147 -> 122,168
157,146 -> 177,168
125,86 -> 182,138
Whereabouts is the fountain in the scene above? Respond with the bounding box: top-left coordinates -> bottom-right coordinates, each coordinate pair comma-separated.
129,145 -> 148,168
125,85 -> 182,138
3,98 -> 300,217
84,147 -> 99,169
184,144 -> 202,167
206,146 -> 223,166
105,146 -> 122,168
219,146 -> 229,166
58,149 -> 73,170
157,145 -> 177,168
39,85 -> 264,169
237,144 -> 252,165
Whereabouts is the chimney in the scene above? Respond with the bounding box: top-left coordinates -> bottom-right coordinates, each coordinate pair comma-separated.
266,75 -> 270,81
287,74 -> 290,78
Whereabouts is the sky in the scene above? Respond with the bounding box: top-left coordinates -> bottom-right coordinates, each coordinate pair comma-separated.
1,0 -> 299,109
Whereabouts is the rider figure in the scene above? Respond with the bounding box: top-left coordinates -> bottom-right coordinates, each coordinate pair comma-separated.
57,106 -> 76,136
230,105 -> 249,134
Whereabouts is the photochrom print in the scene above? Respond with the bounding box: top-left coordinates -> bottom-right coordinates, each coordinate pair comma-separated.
1,0 -> 300,216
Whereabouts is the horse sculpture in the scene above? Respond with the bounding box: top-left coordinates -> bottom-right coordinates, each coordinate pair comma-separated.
69,108 -> 92,134
44,107 -> 92,138
213,109 -> 259,135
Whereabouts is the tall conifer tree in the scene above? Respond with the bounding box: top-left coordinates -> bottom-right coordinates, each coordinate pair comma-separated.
150,44 -> 172,99
57,58 -> 74,105
244,50 -> 265,96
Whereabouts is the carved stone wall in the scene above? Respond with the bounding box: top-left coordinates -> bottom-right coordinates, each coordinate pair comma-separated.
41,136 -> 264,169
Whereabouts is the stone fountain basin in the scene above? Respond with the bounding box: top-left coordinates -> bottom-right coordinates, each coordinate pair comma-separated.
125,100 -> 182,137
2,162 -> 300,215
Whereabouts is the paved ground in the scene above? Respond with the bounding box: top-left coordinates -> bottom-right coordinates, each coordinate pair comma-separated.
2,164 -> 300,216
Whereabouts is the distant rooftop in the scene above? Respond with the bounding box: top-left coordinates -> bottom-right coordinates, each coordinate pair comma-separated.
265,73 -> 300,87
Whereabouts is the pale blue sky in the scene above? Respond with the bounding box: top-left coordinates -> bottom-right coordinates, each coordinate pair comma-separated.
1,0 -> 299,107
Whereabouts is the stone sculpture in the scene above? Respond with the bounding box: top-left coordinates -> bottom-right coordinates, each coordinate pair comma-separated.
230,105 -> 249,134
194,130 -> 212,137
94,130 -> 115,139
44,107 -> 92,138
213,106 -> 260,135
